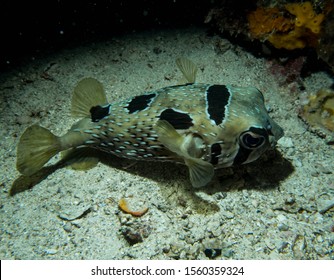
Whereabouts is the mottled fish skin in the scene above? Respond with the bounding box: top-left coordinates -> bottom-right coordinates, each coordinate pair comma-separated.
68,83 -> 283,168
16,58 -> 283,188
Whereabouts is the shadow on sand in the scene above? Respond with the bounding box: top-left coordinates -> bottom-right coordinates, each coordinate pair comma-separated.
10,147 -> 294,214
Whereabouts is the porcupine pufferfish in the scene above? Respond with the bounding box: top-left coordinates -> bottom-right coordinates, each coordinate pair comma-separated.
16,58 -> 284,188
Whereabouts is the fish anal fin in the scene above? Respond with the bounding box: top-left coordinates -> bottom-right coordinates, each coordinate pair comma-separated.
61,148 -> 99,171
185,158 -> 214,188
176,57 -> 198,84
71,77 -> 108,118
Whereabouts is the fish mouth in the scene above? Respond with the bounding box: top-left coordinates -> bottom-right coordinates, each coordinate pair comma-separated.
270,126 -> 284,148
266,120 -> 284,148
275,125 -> 284,141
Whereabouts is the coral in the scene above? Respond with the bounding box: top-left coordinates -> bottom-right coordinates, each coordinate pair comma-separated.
248,7 -> 293,40
268,29 -> 310,49
247,1 -> 326,50
206,0 -> 334,69
300,88 -> 334,143
285,1 -> 324,34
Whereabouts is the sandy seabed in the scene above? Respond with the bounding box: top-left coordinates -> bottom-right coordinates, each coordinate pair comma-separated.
0,27 -> 333,259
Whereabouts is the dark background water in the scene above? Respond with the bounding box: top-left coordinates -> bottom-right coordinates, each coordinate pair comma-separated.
2,0 -> 214,71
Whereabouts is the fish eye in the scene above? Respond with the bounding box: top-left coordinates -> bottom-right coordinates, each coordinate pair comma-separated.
240,131 -> 265,149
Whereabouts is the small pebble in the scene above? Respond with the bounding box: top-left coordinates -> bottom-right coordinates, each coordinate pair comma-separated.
285,195 -> 296,205
45,248 -> 58,255
278,223 -> 289,231
104,208 -> 112,215
316,235 -> 324,243
223,211 -> 234,219
162,246 -> 170,253
278,137 -> 294,148
222,249 -> 234,258
16,116 -> 31,125
277,242 -> 289,253
63,223 -> 72,232
251,199 -> 259,208
276,214 -> 287,222
317,199 -> 334,214
294,159 -> 302,167
316,164 -> 332,174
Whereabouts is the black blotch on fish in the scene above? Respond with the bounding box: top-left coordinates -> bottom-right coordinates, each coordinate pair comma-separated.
159,108 -> 193,129
233,146 -> 252,165
90,105 -> 111,122
125,93 -> 156,114
206,85 -> 230,125
210,143 -> 222,165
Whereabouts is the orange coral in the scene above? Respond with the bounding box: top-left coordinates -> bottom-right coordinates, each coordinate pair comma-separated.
270,2 -> 325,49
285,1 -> 325,34
248,1 -> 326,50
248,7 -> 293,39
268,28 -> 318,49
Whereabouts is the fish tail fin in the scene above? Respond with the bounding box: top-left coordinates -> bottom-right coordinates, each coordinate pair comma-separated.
176,57 -> 198,84
71,77 -> 108,118
16,125 -> 62,176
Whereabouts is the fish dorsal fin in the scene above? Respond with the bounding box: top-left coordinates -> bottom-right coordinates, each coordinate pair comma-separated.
155,120 -> 214,188
176,57 -> 198,84
71,77 -> 107,118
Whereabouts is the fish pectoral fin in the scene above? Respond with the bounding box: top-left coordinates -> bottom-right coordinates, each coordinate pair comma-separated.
185,158 -> 214,188
155,120 -> 214,188
71,77 -> 108,118
156,120 -> 204,158
182,134 -> 205,158
155,120 -> 184,155
176,57 -> 198,84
